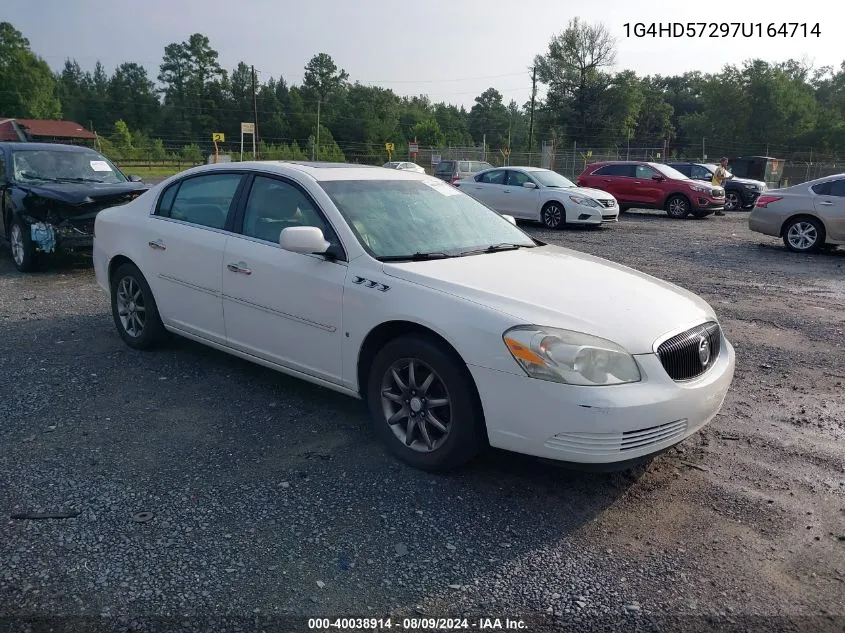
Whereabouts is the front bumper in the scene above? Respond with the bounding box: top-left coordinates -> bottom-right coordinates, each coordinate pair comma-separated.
569,202 -> 619,224
469,335 -> 735,464
691,196 -> 725,212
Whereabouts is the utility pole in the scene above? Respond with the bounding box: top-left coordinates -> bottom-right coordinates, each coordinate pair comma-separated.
482,133 -> 486,162
315,97 -> 322,162
527,66 -> 537,163
251,65 -> 259,159
627,129 -> 631,161
702,137 -> 706,161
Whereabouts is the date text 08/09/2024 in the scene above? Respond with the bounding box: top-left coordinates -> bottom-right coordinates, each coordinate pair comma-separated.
307,618 -> 527,630
623,22 -> 821,38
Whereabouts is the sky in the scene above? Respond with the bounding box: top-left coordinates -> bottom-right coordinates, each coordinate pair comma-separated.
6,0 -> 841,109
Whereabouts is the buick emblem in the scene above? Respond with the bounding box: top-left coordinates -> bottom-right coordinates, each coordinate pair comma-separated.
698,335 -> 711,366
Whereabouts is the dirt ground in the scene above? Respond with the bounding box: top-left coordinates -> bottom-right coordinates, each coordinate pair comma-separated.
1,208 -> 844,632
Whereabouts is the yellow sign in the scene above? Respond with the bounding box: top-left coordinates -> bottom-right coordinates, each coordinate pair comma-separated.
384,142 -> 395,151
586,150 -> 592,157
503,148 -> 510,157
212,132 -> 225,142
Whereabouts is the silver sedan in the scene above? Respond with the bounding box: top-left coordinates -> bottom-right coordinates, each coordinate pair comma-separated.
748,173 -> 845,253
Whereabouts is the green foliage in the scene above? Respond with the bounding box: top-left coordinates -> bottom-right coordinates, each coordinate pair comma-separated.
1,19 -> 843,163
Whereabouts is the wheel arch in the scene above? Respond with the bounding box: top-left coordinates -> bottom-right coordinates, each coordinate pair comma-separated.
779,213 -> 827,238
356,319 -> 487,440
664,191 -> 692,209
108,254 -> 139,285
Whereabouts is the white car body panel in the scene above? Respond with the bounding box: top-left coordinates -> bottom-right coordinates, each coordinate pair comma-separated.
94,161 -> 733,465
456,167 -> 619,225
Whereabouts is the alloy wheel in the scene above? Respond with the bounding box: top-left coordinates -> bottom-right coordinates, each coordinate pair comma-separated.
787,221 -> 818,251
116,276 -> 146,338
725,192 -> 739,211
668,197 -> 688,217
380,358 -> 452,452
543,205 -> 563,228
10,224 -> 24,267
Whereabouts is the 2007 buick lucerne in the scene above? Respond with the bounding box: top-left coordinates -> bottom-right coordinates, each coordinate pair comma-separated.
93,161 -> 735,471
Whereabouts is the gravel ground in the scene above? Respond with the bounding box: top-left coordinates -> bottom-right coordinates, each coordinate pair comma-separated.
1,209 -> 844,633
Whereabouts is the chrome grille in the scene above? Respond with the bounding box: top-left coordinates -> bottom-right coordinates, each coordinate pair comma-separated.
599,199 -> 615,208
657,322 -> 721,381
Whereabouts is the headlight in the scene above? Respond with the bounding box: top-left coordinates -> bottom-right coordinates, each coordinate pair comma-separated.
569,195 -> 601,208
743,183 -> 759,190
503,326 -> 641,386
689,183 -> 708,193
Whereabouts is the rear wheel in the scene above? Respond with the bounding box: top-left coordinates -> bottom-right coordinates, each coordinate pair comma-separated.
783,217 -> 824,253
541,202 -> 565,229
665,195 -> 691,219
367,335 -> 485,472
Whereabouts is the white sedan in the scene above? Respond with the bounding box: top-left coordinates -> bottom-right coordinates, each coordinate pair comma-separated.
383,161 -> 426,174
93,161 -> 734,471
455,166 -> 619,229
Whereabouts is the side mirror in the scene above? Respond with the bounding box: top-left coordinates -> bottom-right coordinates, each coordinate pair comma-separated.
280,226 -> 330,255
523,182 -> 538,189
128,174 -> 143,182
502,214 -> 517,225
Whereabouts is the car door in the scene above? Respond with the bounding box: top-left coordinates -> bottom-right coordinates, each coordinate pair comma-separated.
633,164 -> 664,206
145,171 -> 245,344
0,149 -> 8,241
591,164 -> 636,201
814,178 -> 845,240
465,169 -> 508,210
502,169 -> 541,219
222,173 -> 348,383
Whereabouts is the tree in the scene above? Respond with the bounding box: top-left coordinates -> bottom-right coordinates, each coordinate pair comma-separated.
468,88 -> 510,148
302,53 -> 349,158
108,62 -> 160,132
410,118 -> 445,147
534,18 -> 617,143
0,22 -> 61,118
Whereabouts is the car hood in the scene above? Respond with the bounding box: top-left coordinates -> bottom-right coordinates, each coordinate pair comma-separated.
567,186 -> 615,201
382,245 -> 715,354
732,176 -> 766,188
16,181 -> 149,206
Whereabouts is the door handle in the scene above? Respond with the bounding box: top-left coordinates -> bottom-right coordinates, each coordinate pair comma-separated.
633,181 -> 642,184
819,200 -> 834,206
503,189 -> 511,193
148,240 -> 166,251
227,262 -> 252,275
602,179 -> 611,182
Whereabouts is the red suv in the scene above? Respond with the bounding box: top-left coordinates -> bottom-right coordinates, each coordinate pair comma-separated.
577,161 -> 725,218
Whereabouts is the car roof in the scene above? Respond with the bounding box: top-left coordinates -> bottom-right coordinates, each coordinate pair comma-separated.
0,142 -> 98,152
178,160 -> 433,183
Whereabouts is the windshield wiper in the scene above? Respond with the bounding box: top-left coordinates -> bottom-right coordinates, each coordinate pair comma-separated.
377,252 -> 453,262
19,172 -> 59,182
458,243 -> 530,256
56,177 -> 104,183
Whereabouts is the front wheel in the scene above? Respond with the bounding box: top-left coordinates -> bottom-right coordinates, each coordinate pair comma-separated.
9,219 -> 38,272
665,195 -> 691,219
541,202 -> 565,229
367,335 -> 485,472
783,217 -> 825,253
724,191 -> 741,211
110,262 -> 167,349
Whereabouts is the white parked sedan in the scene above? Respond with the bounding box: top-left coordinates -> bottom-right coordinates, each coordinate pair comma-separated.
455,166 -> 619,229
383,161 -> 426,174
93,161 -> 734,471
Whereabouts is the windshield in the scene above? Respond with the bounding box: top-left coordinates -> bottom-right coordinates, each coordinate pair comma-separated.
530,170 -> 576,188
319,179 -> 536,260
653,163 -> 689,180
12,149 -> 127,184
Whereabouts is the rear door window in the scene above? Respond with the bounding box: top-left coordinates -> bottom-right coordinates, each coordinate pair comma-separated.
594,164 -> 636,177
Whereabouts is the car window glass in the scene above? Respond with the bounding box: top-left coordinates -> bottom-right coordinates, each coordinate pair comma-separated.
0,153 -> 5,183
435,161 -> 453,174
691,166 -> 711,179
242,175 -> 339,248
166,174 -> 242,229
827,179 -> 845,197
478,169 -> 506,184
811,182 -> 829,195
458,161 -> 471,172
594,164 -> 634,177
507,170 -> 532,187
636,165 -> 658,179
157,182 -> 179,215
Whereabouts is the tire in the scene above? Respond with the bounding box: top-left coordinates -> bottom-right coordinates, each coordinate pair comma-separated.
110,262 -> 167,350
724,191 -> 741,211
9,218 -> 38,272
541,202 -> 565,229
783,217 -> 825,253
367,335 -> 485,472
665,195 -> 691,219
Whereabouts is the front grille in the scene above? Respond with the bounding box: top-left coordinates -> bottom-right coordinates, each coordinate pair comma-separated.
599,199 -> 615,208
657,322 -> 721,381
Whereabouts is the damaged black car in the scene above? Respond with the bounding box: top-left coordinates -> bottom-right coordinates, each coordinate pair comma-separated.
0,142 -> 149,272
